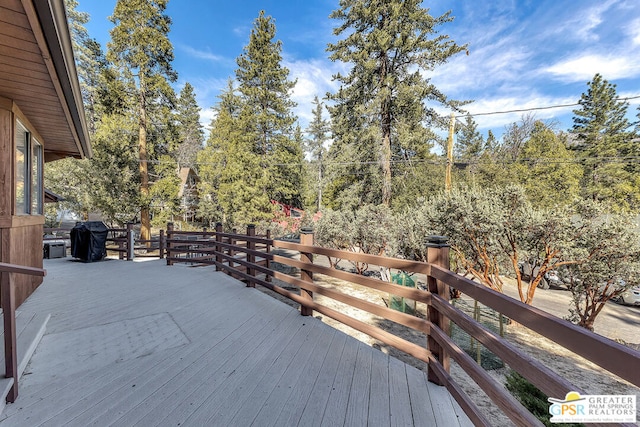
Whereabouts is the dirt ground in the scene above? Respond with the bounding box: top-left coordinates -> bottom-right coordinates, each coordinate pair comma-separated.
255,256 -> 639,426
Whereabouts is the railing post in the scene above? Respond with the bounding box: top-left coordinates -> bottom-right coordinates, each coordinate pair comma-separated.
265,229 -> 272,283
299,227 -> 314,316
118,235 -> 124,260
166,222 -> 174,266
215,223 -> 222,272
159,229 -> 165,259
426,235 -> 451,386
246,225 -> 256,287
126,222 -> 134,261
1,271 -> 18,402
228,228 -> 236,272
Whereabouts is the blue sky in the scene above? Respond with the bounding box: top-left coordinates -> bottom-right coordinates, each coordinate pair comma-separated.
78,0 -> 640,140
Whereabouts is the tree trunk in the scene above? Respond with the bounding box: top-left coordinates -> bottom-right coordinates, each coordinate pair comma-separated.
317,153 -> 323,211
138,75 -> 151,246
381,131 -> 392,207
380,42 -> 392,207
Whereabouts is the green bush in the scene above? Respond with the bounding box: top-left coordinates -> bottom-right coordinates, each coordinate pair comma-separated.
505,371 -> 584,427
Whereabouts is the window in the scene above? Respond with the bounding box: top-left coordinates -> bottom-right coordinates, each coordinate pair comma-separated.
15,122 -> 28,214
15,120 -> 43,215
32,138 -> 43,214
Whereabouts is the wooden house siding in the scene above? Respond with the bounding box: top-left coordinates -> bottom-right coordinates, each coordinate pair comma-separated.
0,0 -> 91,306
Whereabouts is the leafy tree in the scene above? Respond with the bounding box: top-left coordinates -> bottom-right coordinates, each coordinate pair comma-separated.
88,113 -> 141,225
305,96 -> 330,211
315,204 -> 393,274
564,201 -> 640,330
515,121 -> 582,209
502,113 -> 537,161
175,82 -> 204,168
235,11 -> 302,209
410,185 -> 572,304
44,158 -> 93,221
427,186 -> 508,292
108,0 -> 177,241
327,0 -> 468,207
571,73 -> 638,210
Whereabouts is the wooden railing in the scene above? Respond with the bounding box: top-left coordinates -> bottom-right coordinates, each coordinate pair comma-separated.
167,225 -> 640,427
0,262 -> 46,403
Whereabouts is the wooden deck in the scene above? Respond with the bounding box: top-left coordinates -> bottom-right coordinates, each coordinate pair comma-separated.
0,258 -> 472,426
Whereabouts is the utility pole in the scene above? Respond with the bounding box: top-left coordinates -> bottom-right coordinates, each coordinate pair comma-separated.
445,113 -> 455,193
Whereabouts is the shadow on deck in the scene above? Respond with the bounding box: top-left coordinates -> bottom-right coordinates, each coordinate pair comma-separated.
0,258 -> 471,426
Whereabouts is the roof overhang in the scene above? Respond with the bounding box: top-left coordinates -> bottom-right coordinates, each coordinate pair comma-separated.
0,0 -> 92,161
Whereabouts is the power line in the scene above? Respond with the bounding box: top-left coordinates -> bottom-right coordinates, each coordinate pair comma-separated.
133,155 -> 640,168
455,95 -> 640,119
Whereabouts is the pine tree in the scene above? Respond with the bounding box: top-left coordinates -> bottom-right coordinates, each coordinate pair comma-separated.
455,114 -> 484,161
515,122 -> 582,209
327,0 -> 468,207
453,114 -> 484,184
198,80 -> 271,227
234,11 -> 302,211
65,0 -> 102,133
175,82 -> 204,168
571,73 -> 637,210
305,96 -> 330,211
107,0 -> 177,241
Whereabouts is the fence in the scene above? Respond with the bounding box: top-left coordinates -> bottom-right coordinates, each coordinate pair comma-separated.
164,224 -> 640,427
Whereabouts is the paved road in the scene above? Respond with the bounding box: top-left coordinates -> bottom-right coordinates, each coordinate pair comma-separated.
501,281 -> 640,345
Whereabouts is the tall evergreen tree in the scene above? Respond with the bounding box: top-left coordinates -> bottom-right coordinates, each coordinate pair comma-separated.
175,82 -> 204,168
571,73 -> 637,210
327,0 -> 468,207
65,0 -> 104,133
305,96 -> 330,211
198,80 -> 271,227
455,114 -> 484,161
235,11 -> 302,210
515,122 -> 582,209
107,0 -> 177,241
453,114 -> 484,185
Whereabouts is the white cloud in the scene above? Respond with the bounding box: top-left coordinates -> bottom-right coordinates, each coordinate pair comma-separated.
550,0 -> 619,42
627,18 -> 640,46
177,43 -> 227,63
284,57 -> 343,128
545,54 -> 640,81
200,108 -> 217,134
461,95 -> 578,131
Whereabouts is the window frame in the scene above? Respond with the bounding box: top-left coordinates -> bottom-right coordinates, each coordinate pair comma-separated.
15,119 -> 43,216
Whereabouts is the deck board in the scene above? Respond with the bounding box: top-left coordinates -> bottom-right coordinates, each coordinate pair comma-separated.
0,258 -> 471,426
279,330 -> 348,426
344,342 -> 373,426
319,333 -> 360,427
368,347 -> 391,427
389,356 -> 414,427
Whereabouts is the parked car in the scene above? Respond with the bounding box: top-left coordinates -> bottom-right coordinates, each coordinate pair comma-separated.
612,285 -> 640,306
518,261 -> 563,289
